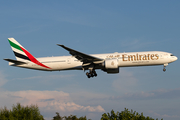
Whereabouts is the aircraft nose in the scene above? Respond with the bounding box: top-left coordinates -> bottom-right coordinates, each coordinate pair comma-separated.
171,56 -> 178,62
173,56 -> 178,61
175,56 -> 178,61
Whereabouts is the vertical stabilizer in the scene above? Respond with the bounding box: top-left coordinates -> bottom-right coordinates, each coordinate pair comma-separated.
8,38 -> 32,62
7,38 -> 51,69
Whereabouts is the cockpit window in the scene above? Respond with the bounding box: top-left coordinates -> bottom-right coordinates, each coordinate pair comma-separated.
170,54 -> 175,56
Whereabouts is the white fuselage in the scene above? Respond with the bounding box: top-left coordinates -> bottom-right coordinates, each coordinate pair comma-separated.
10,51 -> 178,71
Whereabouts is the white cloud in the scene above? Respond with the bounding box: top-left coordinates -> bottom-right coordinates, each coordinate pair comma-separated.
45,101 -> 104,112
0,90 -> 105,114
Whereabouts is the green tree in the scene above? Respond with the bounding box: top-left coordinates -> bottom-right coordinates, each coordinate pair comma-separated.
101,108 -> 163,120
63,115 -> 78,120
52,112 -> 88,120
79,116 -> 87,120
52,112 -> 62,120
0,103 -> 44,120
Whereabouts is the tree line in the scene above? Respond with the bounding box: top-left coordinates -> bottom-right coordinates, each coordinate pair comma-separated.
0,103 -> 163,120
101,108 -> 163,120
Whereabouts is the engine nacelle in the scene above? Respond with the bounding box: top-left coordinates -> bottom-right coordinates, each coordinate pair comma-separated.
102,59 -> 119,74
106,68 -> 119,74
104,59 -> 118,69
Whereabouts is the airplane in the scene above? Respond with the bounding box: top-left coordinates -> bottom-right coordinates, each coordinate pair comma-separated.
4,38 -> 178,78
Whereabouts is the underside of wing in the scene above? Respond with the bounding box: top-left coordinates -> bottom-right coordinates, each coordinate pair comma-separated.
57,44 -> 104,63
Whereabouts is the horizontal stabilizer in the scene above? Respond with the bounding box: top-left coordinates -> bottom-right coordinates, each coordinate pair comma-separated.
4,59 -> 27,65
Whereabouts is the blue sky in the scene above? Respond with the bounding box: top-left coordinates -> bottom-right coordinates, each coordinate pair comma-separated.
0,1 -> 180,120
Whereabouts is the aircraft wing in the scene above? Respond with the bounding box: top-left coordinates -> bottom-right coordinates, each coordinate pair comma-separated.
57,44 -> 103,63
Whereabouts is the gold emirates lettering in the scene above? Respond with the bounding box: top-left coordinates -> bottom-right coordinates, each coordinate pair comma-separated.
122,54 -> 159,61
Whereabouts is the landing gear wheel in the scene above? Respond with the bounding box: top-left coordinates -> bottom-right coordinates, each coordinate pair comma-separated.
94,73 -> 97,77
86,72 -> 90,78
93,70 -> 97,77
163,63 -> 168,72
85,70 -> 98,78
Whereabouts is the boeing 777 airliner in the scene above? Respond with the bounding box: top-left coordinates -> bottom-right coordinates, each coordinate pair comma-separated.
4,38 -> 178,78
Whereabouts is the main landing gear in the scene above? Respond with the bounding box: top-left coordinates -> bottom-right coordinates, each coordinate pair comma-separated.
163,63 -> 168,72
86,70 -> 97,78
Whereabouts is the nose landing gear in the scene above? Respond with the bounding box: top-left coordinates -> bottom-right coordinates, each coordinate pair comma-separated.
86,70 -> 97,78
163,63 -> 168,72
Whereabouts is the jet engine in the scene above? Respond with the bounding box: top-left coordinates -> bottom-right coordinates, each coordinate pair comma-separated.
102,59 -> 119,73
